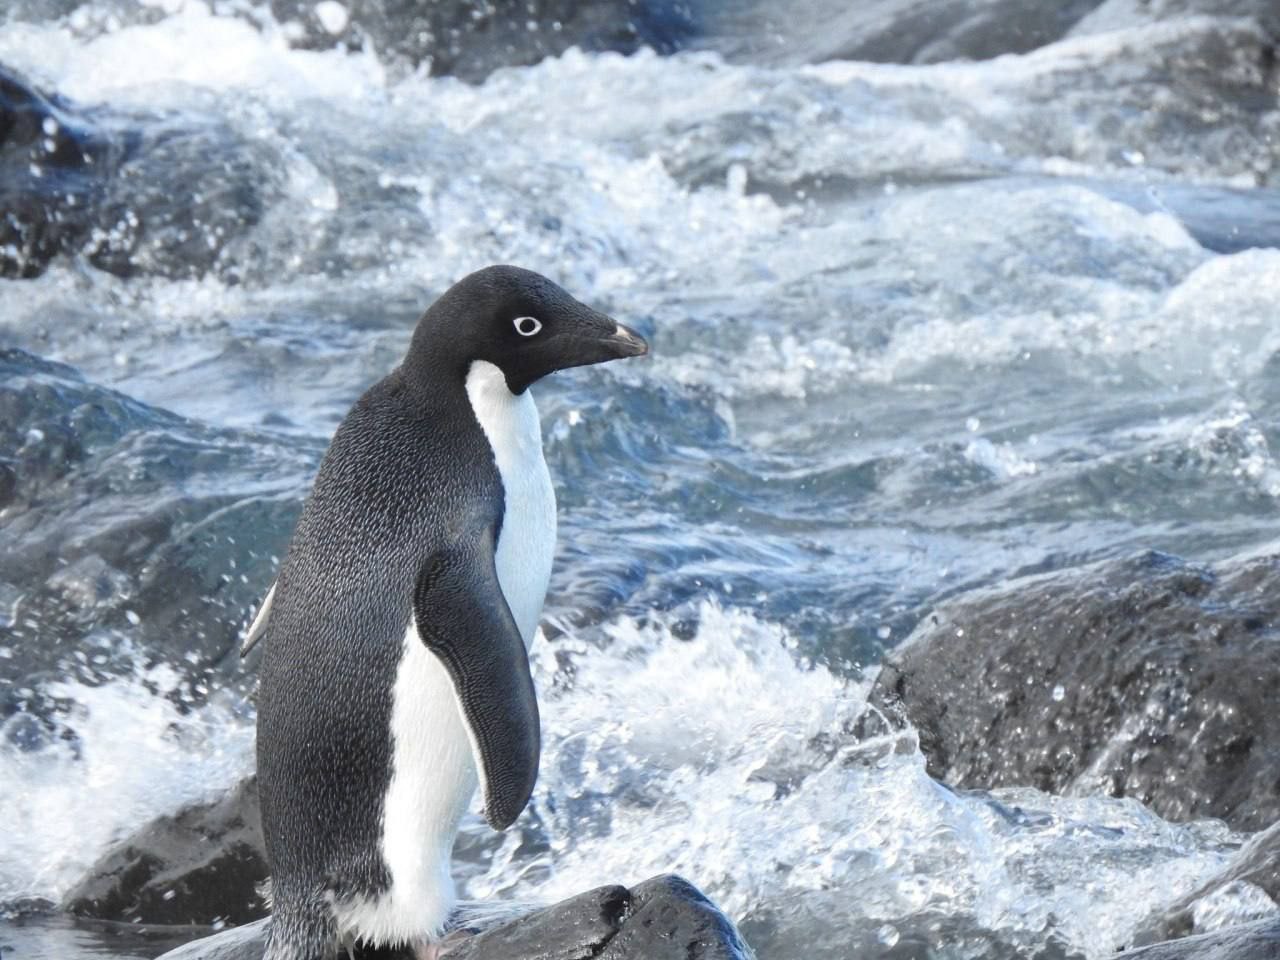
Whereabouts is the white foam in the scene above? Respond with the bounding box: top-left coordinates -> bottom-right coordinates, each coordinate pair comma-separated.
0,664 -> 253,904
0,2 -> 386,107
462,604 -> 1241,957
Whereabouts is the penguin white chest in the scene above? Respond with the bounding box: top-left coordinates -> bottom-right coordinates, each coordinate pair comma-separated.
351,362 -> 555,946
464,360 -> 558,639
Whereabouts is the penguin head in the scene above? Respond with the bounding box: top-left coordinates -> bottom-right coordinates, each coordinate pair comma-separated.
408,265 -> 648,394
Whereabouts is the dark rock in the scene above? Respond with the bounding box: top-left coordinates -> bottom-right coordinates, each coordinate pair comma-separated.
58,765 -> 748,959
991,16 -> 1280,186
265,0 -> 698,82
1112,917 -> 1280,960
0,350 -> 311,699
447,884 -> 629,960
868,550 -> 1280,831
597,875 -> 753,960
152,874 -> 752,960
81,112 -> 281,281
63,777 -> 268,926
150,917 -> 271,960
0,64 -> 123,278
0,64 -> 281,280
1136,821 -> 1280,944
703,0 -> 1104,67
1071,0 -> 1280,43
0,458 -> 16,509
657,13 -> 1280,196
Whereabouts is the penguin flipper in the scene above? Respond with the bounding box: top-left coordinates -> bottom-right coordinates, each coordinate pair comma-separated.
240,582 -> 276,657
412,532 -> 540,832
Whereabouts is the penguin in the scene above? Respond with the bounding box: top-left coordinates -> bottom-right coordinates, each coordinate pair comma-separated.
248,265 -> 648,960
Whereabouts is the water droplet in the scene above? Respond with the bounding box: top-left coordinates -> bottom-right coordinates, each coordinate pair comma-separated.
1052,684 -> 1066,702
726,163 -> 748,197
877,923 -> 900,947
314,0 -> 350,35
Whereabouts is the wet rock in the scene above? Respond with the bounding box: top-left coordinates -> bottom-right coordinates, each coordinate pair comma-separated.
0,64 -> 122,278
255,0 -> 1280,78
0,350 -> 312,695
82,113 -> 281,281
1072,0 -> 1280,42
704,0 -> 1104,66
447,884 -> 629,960
597,875 -> 753,960
152,874 -> 752,960
150,917 -> 271,960
0,64 -> 281,280
266,0 -> 698,82
657,14 -> 1280,197
64,778 -> 267,926
702,0 -> 1280,68
991,16 -> 1280,185
1113,917 -> 1280,959
869,550 -> 1280,831
1136,821 -> 1280,944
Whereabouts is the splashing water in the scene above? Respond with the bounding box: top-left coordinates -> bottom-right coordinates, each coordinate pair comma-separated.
3,1 -> 1280,957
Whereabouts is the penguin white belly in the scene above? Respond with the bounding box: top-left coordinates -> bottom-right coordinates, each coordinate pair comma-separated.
336,361 -> 555,946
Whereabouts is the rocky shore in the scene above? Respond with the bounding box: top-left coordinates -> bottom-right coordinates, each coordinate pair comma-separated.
4,0 -> 1280,956
150,876 -> 752,960
868,549 -> 1280,954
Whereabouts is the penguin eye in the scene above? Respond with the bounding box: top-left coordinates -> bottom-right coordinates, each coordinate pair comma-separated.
513,316 -> 542,337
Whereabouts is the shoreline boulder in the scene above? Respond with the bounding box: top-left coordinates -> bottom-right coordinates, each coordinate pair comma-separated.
1111,916 -> 1280,959
63,778 -> 268,927
869,550 -> 1280,831
152,875 -> 753,960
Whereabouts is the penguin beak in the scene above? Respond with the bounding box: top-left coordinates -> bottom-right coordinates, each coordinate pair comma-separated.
599,322 -> 649,359
557,312 -> 649,370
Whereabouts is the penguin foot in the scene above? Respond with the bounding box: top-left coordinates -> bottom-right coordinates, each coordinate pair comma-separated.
415,930 -> 473,960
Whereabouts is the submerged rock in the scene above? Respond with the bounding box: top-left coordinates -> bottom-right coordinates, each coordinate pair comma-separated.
703,0 -> 1104,66
0,64 -> 282,280
0,64 -> 121,278
869,550 -> 1280,831
152,874 -> 752,960
265,0 -> 698,81
63,778 -> 267,926
0,350 -> 311,698
1135,821 -> 1280,944
1113,917 -> 1280,959
1071,0 -> 1280,42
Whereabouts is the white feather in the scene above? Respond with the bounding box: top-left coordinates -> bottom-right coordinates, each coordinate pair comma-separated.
338,360 -> 556,946
334,629 -> 474,945
240,582 -> 275,656
465,359 -> 558,645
